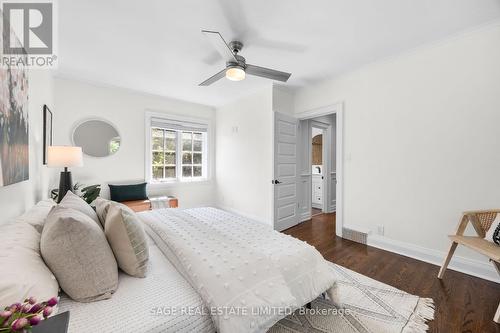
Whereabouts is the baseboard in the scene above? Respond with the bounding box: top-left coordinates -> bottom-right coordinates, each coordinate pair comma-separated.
300,212 -> 311,222
368,235 -> 500,283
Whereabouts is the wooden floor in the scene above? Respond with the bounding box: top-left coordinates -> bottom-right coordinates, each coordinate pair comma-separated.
283,213 -> 500,333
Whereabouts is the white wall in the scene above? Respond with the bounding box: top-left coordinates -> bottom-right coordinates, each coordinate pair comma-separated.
294,22 -> 500,281
0,70 -> 54,224
53,78 -> 216,208
215,86 -> 274,225
272,85 -> 294,114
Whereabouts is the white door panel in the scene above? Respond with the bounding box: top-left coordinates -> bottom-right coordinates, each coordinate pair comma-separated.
274,112 -> 298,231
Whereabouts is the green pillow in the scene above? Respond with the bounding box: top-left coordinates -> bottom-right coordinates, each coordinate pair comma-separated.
108,183 -> 148,202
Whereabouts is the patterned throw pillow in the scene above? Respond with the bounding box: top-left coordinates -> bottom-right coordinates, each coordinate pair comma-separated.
485,215 -> 500,245
104,204 -> 150,277
94,197 -> 113,227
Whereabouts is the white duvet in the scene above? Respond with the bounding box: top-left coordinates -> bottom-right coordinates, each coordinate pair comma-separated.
140,207 -> 336,333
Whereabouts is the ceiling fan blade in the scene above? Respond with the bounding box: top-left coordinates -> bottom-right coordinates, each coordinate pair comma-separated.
246,64 -> 291,82
202,51 -> 222,65
202,30 -> 238,63
216,0 -> 249,41
199,68 -> 227,86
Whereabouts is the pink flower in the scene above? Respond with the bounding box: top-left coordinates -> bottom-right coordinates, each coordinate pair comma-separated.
29,303 -> 43,314
11,317 -> 28,331
29,316 -> 42,326
21,303 -> 31,313
42,306 -> 52,318
0,310 -> 12,319
46,297 -> 58,307
9,303 -> 21,312
28,296 -> 37,305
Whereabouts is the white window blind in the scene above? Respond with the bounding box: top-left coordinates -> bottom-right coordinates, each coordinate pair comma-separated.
150,117 -> 208,132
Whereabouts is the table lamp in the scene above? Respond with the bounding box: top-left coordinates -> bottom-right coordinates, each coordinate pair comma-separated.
47,146 -> 83,203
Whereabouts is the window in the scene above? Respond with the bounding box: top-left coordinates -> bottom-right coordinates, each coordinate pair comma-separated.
146,113 -> 209,183
152,129 -> 177,180
181,131 -> 203,178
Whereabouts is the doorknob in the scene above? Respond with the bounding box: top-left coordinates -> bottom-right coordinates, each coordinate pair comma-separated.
274,179 -> 281,184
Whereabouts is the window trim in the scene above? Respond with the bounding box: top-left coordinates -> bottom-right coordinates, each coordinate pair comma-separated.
145,111 -> 213,185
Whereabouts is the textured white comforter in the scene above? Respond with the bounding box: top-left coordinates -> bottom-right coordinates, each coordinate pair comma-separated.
140,207 -> 336,333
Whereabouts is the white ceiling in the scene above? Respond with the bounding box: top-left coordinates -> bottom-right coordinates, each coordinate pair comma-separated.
57,0 -> 500,107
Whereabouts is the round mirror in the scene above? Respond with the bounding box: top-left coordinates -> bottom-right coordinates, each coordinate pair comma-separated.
72,119 -> 121,157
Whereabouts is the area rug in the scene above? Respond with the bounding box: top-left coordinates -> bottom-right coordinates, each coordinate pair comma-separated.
269,263 -> 434,333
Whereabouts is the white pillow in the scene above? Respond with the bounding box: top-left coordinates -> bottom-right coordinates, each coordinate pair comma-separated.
485,214 -> 500,245
15,200 -> 56,233
0,222 -> 59,308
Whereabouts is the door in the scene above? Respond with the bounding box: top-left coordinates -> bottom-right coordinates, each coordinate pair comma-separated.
273,112 -> 298,231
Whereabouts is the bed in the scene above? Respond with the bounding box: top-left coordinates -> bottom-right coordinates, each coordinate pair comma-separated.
57,207 -> 337,333
58,240 -> 216,333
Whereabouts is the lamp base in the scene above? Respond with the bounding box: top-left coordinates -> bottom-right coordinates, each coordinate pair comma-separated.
57,169 -> 73,203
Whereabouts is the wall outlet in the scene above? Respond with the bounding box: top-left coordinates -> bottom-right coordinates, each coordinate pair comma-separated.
376,225 -> 385,236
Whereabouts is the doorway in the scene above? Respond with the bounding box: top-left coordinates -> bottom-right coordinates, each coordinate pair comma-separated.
298,115 -> 336,223
311,125 -> 325,217
273,103 -> 343,236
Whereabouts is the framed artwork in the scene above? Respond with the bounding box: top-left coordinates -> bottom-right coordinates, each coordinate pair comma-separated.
0,10 -> 29,187
43,105 -> 53,165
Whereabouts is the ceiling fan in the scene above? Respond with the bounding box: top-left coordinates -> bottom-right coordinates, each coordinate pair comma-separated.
199,30 -> 292,86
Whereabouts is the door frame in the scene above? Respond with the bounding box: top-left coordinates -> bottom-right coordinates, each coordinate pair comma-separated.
295,102 -> 344,237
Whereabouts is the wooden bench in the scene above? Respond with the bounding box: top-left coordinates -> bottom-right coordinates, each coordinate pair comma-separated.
122,196 -> 178,213
438,209 -> 500,323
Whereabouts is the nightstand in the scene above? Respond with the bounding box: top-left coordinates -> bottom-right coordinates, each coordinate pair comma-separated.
32,311 -> 70,333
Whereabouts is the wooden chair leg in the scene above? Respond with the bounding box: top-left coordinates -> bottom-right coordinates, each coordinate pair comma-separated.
492,260 -> 500,276
438,242 -> 458,279
493,261 -> 500,323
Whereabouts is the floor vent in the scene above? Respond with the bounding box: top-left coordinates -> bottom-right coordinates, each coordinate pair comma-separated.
342,227 -> 368,245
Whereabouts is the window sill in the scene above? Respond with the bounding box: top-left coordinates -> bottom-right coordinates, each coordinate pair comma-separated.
148,179 -> 212,189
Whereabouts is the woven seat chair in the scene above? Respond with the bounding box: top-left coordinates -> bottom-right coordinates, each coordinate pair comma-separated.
438,209 -> 500,323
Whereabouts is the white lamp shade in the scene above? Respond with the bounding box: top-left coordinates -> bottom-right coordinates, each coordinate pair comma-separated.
47,146 -> 83,168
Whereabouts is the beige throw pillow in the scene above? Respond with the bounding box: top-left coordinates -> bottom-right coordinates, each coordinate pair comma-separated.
95,197 -> 113,227
105,204 -> 149,277
41,206 -> 118,302
59,191 -> 100,226
0,222 -> 59,307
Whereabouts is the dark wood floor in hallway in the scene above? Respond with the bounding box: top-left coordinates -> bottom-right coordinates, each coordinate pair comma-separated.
283,213 -> 500,333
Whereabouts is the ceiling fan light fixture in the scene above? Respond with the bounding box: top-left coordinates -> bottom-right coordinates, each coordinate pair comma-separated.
225,66 -> 245,81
